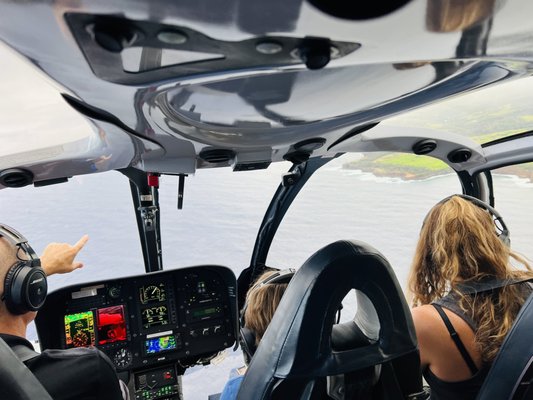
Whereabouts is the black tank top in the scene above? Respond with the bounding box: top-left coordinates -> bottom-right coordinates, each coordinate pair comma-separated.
424,366 -> 489,400
422,299 -> 489,400
424,281 -> 532,400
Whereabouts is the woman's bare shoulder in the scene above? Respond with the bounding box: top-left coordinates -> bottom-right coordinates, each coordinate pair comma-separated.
411,304 -> 444,366
412,305 -> 440,328
411,306 -> 443,344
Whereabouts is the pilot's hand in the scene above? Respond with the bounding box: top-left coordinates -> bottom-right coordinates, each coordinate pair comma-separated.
40,235 -> 89,276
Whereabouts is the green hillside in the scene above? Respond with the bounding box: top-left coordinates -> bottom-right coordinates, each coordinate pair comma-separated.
343,153 -> 533,181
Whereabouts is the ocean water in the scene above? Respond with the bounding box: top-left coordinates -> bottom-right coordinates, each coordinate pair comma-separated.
1,154 -> 532,399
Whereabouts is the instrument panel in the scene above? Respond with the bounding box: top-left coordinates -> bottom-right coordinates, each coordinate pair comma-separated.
35,266 -> 237,374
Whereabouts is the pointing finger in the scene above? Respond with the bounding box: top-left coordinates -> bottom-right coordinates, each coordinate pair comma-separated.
73,235 -> 89,251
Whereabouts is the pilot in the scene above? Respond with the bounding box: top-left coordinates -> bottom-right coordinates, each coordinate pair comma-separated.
409,196 -> 533,399
0,224 -> 128,400
219,269 -> 290,400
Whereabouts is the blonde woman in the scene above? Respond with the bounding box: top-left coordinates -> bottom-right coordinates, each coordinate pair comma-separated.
220,270 -> 290,400
410,195 -> 533,400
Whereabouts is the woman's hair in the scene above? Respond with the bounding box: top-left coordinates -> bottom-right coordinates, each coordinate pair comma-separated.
409,195 -> 532,363
244,271 -> 288,345
426,0 -> 496,32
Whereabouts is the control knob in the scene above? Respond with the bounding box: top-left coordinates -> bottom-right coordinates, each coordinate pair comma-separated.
113,348 -> 133,369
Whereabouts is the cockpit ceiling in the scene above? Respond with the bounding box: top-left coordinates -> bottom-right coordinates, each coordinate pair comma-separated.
1,0 -> 533,185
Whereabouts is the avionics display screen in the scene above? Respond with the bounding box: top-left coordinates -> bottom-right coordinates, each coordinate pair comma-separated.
145,335 -> 177,354
188,305 -> 223,322
141,305 -> 169,329
97,305 -> 127,345
192,306 -> 220,318
64,311 -> 95,348
139,283 -> 166,304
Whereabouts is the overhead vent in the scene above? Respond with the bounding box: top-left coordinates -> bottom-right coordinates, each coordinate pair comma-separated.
412,139 -> 437,155
284,137 -> 327,164
294,138 -> 326,152
448,148 -> 472,163
199,148 -> 236,164
0,168 -> 34,188
308,0 -> 412,20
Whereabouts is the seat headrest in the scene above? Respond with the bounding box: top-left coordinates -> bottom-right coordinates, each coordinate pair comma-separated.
238,240 -> 417,400
477,291 -> 533,399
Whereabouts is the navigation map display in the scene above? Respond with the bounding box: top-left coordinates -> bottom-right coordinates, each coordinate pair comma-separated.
97,305 -> 127,345
141,305 -> 169,329
145,335 -> 177,354
64,311 -> 95,348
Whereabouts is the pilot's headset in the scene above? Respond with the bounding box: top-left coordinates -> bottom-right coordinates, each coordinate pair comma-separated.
434,194 -> 510,246
0,224 -> 47,315
239,268 -> 295,364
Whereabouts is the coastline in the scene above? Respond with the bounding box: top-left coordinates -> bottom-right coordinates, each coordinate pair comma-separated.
343,154 -> 533,182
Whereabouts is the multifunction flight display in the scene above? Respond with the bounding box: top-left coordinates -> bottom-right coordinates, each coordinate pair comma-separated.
36,266 -> 237,374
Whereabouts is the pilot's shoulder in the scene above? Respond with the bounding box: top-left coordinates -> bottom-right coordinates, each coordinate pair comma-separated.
41,346 -> 115,368
42,346 -> 100,357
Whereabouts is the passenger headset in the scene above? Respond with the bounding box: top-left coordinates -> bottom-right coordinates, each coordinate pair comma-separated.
239,268 -> 295,364
0,224 -> 48,315
434,194 -> 510,247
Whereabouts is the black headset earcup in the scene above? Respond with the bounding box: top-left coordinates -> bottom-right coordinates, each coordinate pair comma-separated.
239,326 -> 257,365
3,263 -> 21,312
4,262 -> 47,315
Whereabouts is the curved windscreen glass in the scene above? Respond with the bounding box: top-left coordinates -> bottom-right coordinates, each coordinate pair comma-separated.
381,77 -> 533,145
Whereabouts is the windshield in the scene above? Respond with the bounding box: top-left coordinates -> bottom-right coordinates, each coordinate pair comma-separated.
490,162 -> 533,260
268,153 -> 462,288
0,166 -> 286,400
0,165 -> 288,289
0,43 -> 96,164
381,76 -> 533,144
269,154 -> 533,279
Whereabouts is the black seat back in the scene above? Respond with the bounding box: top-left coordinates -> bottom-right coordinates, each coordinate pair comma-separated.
476,292 -> 533,400
237,240 -> 422,400
0,337 -> 53,400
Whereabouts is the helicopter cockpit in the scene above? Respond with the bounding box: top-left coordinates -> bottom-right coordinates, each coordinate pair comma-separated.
1,0 -> 533,399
